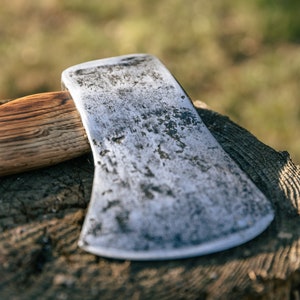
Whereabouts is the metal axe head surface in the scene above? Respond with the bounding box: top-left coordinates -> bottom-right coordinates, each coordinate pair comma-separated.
61,54 -> 274,260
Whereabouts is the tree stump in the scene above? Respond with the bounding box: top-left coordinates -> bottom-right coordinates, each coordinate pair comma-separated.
0,103 -> 299,300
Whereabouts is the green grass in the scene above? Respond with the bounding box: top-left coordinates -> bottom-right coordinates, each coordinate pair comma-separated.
0,0 -> 299,163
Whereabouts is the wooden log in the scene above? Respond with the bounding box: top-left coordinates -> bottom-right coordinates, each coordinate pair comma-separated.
0,99 -> 299,299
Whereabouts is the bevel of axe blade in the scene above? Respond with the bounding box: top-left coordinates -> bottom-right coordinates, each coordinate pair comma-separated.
62,54 -> 274,260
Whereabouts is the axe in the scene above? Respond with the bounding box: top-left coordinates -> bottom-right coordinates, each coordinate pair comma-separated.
0,54 -> 274,260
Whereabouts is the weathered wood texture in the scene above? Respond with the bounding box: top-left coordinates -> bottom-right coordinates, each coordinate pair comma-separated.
0,92 -> 90,176
0,101 -> 299,299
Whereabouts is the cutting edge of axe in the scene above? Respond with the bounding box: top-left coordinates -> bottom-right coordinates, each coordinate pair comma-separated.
0,53 -> 274,260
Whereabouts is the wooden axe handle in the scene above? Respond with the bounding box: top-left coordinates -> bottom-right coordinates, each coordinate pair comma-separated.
0,91 -> 90,176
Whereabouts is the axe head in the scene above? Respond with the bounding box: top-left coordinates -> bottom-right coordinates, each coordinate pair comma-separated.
61,54 -> 274,260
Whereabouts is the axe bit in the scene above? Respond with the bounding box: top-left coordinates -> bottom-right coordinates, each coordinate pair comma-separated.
0,54 -> 274,260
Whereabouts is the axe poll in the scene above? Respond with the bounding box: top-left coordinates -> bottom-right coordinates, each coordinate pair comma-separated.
0,54 -> 274,260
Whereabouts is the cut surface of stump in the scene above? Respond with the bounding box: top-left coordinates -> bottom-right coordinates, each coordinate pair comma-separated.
0,104 -> 299,300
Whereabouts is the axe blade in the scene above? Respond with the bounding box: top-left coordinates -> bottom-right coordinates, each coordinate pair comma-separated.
62,54 -> 274,260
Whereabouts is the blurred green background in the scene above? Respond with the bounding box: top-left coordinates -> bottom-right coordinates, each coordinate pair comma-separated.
1,0 -> 299,163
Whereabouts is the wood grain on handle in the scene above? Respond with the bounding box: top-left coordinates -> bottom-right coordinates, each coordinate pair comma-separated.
0,91 -> 90,176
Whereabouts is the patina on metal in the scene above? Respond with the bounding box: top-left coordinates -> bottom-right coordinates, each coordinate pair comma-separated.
62,54 -> 274,260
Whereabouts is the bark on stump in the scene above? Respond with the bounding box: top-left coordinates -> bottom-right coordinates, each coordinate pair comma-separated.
0,104 -> 299,300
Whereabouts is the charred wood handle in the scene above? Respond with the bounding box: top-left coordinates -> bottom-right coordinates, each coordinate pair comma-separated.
0,92 -> 90,176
